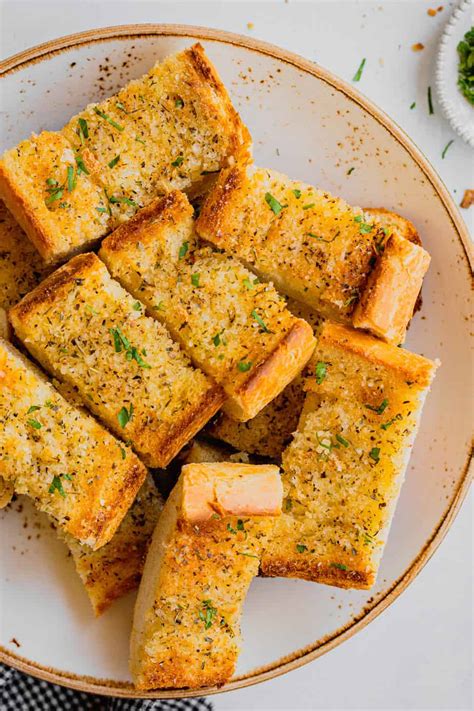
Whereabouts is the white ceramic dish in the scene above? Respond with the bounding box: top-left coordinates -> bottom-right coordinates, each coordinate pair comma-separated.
0,25 -> 472,699
436,0 -> 474,146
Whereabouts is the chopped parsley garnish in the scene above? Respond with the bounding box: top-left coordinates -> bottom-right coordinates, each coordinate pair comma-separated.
306,231 -> 337,243
369,447 -> 381,463
410,102 -> 416,110
191,273 -> 200,287
441,139 -> 454,159
96,206 -> 108,214
251,309 -> 270,333
238,551 -> 259,559
199,600 -> 217,630
227,520 -> 245,535
119,446 -> 127,460
365,398 -> 389,415
93,107 -> 124,131
175,97 -> 184,108
49,475 -> 66,497
108,154 -> 121,169
107,194 -> 138,208
154,301 -> 165,311
265,192 -> 286,215
347,167 -> 355,175
336,434 -> 350,448
75,154 -> 90,175
352,58 -> 366,82
302,203 -> 315,210
381,413 -> 403,430
118,404 -> 133,428
243,276 -> 259,290
213,333 -> 221,347
296,544 -> 308,553
172,155 -> 184,167
27,418 -> 42,430
135,135 -> 146,145
45,178 -> 63,205
354,215 -> 373,234
457,28 -> 474,105
132,301 -> 142,311
292,189 -> 302,198
330,562 -> 348,571
237,360 -> 252,372
110,326 -> 151,368
77,117 -> 89,142
427,86 -> 434,115
115,101 -> 128,113
27,405 -> 41,414
67,165 -> 76,193
178,241 -> 189,259
314,361 -> 327,384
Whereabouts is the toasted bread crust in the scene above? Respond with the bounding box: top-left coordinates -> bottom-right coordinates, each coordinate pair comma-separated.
10,253 -> 224,468
0,338 -> 147,548
363,208 -> 421,246
353,234 -> 431,344
187,44 -> 252,163
0,201 -> 50,318
130,464 -> 282,689
0,475 -> 14,508
261,322 -> 438,588
223,319 -> 315,421
65,474 -> 163,615
0,160 -> 56,259
310,321 -> 436,388
101,191 -> 315,421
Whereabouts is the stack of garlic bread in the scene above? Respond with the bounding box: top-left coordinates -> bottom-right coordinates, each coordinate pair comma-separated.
0,41 -> 439,693
9,252 -> 224,468
99,190 -> 316,420
196,164 -> 430,345
0,44 -> 251,264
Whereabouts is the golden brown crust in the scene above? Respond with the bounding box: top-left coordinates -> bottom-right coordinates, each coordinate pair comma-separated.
261,555 -> 373,589
66,475 -> 163,615
0,162 -> 55,260
0,475 -> 14,508
223,319 -> 316,421
363,208 -> 421,246
10,252 -> 97,321
186,44 -> 252,164
311,321 -> 437,388
353,233 -> 431,344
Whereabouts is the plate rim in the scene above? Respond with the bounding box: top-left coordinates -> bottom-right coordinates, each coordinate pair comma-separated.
0,22 -> 472,700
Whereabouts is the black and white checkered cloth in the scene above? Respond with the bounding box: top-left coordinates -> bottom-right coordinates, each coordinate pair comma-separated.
0,664 -> 213,711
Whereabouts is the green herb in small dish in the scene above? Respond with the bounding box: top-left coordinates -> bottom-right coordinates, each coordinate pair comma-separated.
457,28 -> 474,105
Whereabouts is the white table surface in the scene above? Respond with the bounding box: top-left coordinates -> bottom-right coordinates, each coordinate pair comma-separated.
1,1 -> 472,709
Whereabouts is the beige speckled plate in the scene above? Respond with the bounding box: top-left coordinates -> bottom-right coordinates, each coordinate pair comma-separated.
0,24 -> 472,699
